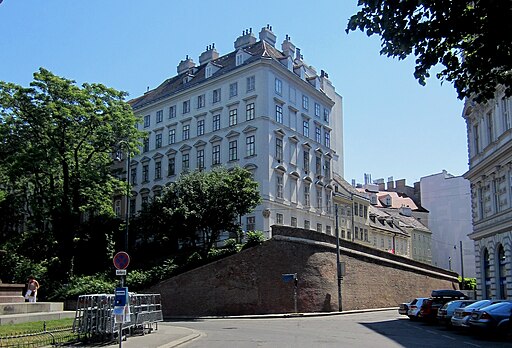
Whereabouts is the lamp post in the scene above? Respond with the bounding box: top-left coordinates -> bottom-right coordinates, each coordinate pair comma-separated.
117,141 -> 131,252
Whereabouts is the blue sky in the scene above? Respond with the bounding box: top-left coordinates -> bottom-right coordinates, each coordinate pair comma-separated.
0,0 -> 467,185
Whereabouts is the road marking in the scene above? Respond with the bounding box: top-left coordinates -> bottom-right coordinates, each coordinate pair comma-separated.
464,342 -> 481,348
425,329 -> 437,334
442,335 -> 455,340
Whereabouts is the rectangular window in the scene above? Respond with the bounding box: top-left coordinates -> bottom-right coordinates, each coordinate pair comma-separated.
213,114 -> 221,131
130,167 -> 137,185
354,202 -> 359,216
229,109 -> 238,126
182,153 -> 189,172
289,86 -> 296,104
304,220 -> 310,230
213,88 -> 221,103
143,138 -> 149,152
183,100 -> 190,114
325,192 -> 331,213
363,205 -> 368,218
229,82 -> 238,98
275,104 -> 283,123
303,120 -> 309,137
155,133 -> 162,149
229,140 -> 238,161
502,98 -> 511,131
275,78 -> 282,95
276,174 -> 284,199
302,95 -> 309,110
246,75 -> 255,92
246,216 -> 255,231
155,161 -> 162,179
325,132 -> 331,147
314,103 -> 320,117
315,126 -> 321,143
474,124 -> 480,154
168,129 -> 176,144
168,157 -> 175,176
129,198 -> 136,217
246,102 -> 255,121
246,135 -> 255,156
317,188 -> 322,209
169,105 -> 176,119
182,125 -> 190,140
326,225 -> 332,235
487,111 -> 494,143
197,149 -> 204,169
212,144 -> 221,165
142,164 -> 149,182
317,223 -> 322,232
276,138 -> 283,162
144,115 -> 150,128
291,216 -> 297,227
323,108 -> 329,123
304,150 -> 310,173
359,203 -> 363,217
324,160 -> 330,180
355,227 -> 359,239
304,185 -> 310,206
156,110 -> 163,123
197,94 -> 205,109
197,119 -> 205,136
276,213 -> 283,224
316,156 -> 321,174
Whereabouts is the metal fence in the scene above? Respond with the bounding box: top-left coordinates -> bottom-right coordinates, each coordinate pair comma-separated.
0,325 -> 76,348
73,293 -> 163,340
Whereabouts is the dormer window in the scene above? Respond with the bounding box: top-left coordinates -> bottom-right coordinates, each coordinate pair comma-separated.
236,52 -> 243,66
205,66 -> 212,79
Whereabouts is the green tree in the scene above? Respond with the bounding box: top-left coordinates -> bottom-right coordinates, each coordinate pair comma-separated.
0,68 -> 144,282
347,1 -> 512,102
135,166 -> 261,258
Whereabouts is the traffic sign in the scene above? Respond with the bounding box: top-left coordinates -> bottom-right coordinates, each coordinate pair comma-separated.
116,269 -> 127,276
113,251 -> 130,270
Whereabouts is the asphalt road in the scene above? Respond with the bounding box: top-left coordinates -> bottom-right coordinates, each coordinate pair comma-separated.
169,310 -> 512,348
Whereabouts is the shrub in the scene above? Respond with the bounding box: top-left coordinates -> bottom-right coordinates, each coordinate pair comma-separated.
242,231 -> 265,250
51,274 -> 116,300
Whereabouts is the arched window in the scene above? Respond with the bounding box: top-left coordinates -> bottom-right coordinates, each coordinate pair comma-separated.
483,248 -> 492,298
498,245 -> 507,299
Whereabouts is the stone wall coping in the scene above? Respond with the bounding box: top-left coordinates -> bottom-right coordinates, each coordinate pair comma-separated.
0,284 -> 24,289
273,235 -> 459,283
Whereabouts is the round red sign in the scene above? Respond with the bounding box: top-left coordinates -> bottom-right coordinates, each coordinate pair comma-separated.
113,251 -> 130,270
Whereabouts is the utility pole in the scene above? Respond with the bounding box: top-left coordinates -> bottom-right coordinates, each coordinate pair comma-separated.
460,240 -> 465,289
335,204 -> 342,311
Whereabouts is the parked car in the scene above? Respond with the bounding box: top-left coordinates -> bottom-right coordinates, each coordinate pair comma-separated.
451,300 -> 505,329
468,301 -> 512,336
399,301 -> 410,315
419,290 -> 468,322
436,300 -> 476,327
407,298 -> 429,320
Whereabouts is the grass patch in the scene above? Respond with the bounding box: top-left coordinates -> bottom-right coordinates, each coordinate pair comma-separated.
0,317 -> 74,335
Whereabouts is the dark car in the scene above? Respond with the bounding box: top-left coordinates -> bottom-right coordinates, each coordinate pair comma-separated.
399,301 -> 410,315
468,301 -> 512,336
419,289 -> 468,322
436,300 -> 476,327
451,299 -> 506,329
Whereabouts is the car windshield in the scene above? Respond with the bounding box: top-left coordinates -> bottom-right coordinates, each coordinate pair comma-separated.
480,302 -> 512,312
464,300 -> 491,309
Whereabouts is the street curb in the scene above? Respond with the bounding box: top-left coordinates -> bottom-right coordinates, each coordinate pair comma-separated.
157,328 -> 203,348
166,307 -> 398,321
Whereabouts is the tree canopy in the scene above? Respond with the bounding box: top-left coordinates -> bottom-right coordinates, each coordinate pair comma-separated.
0,68 -> 144,282
132,166 -> 261,259
347,0 -> 512,102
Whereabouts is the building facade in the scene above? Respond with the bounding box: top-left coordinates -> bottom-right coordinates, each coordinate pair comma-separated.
125,26 -> 343,238
463,86 -> 512,299
420,170 -> 476,277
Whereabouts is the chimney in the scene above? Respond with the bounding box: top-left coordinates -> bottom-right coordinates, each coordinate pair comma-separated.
281,34 -> 295,58
259,24 -> 276,47
399,205 -> 412,217
396,179 -> 406,190
177,55 -> 196,75
234,28 -> 256,49
295,47 -> 302,61
387,176 -> 394,190
199,44 -> 219,65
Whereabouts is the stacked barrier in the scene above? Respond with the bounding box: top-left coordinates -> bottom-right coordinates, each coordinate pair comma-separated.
73,293 -> 162,340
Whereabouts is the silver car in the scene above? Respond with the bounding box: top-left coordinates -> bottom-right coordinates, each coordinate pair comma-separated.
407,297 -> 429,321
451,299 -> 504,328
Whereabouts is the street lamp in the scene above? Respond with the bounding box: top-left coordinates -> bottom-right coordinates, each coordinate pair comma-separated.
116,141 -> 131,252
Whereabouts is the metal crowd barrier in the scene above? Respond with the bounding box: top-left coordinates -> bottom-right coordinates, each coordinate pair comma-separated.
73,293 -> 162,340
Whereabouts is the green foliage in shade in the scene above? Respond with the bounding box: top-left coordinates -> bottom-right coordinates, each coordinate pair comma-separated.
347,1 -> 512,102
0,68 -> 145,283
49,274 -> 117,300
242,231 -> 265,250
460,277 -> 477,290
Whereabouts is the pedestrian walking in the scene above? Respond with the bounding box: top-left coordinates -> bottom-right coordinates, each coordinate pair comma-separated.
24,276 -> 40,303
